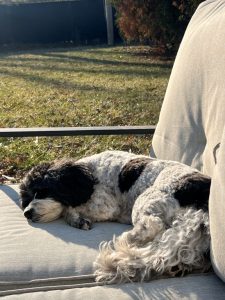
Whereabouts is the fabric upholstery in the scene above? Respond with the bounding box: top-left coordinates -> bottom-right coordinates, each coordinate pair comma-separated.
0,184 -> 130,295
1,184 -> 225,297
0,182 -> 225,297
150,0 -> 225,283
209,130 -> 225,282
151,0 -> 225,176
2,274 -> 225,299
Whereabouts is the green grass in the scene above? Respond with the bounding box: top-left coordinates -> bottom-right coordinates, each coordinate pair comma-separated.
0,45 -> 173,180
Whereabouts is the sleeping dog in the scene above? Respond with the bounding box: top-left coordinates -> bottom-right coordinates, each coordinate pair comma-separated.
20,150 -> 211,282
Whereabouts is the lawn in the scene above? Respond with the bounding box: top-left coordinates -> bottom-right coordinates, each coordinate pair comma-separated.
0,45 -> 173,180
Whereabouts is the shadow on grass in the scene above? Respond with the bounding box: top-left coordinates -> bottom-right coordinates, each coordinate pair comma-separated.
0,59 -> 172,79
40,52 -> 173,69
0,67 -> 145,94
0,48 -> 173,68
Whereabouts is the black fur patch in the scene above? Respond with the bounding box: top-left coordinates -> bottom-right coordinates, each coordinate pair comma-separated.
20,162 -> 52,209
45,161 -> 98,207
173,172 -> 211,211
119,157 -> 150,193
20,160 -> 98,208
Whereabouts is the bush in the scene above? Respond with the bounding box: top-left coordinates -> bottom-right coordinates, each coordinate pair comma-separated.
111,0 -> 204,53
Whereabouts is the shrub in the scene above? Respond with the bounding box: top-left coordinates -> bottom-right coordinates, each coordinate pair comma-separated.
111,0 -> 204,53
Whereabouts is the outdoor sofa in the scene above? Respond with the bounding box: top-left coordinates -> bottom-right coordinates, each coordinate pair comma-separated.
0,126 -> 225,299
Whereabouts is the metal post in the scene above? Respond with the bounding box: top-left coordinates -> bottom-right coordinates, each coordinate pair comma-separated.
104,0 -> 114,46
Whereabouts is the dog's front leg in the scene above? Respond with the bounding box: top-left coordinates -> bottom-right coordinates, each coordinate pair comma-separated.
63,207 -> 92,230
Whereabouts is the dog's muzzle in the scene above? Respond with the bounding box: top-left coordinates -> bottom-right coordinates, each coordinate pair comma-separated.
22,198 -> 64,223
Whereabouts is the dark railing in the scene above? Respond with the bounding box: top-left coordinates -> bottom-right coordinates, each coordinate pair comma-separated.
0,126 -> 156,138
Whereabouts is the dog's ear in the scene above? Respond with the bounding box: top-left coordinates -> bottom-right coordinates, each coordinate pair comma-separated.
27,162 -> 52,191
45,161 -> 97,207
20,162 -> 52,208
26,162 -> 52,181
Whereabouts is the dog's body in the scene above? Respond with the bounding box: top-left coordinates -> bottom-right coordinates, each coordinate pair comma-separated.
20,150 -> 211,282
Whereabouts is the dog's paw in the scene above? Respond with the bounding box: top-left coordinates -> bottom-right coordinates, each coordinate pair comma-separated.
77,217 -> 92,230
124,215 -> 165,245
64,210 -> 92,229
68,217 -> 92,230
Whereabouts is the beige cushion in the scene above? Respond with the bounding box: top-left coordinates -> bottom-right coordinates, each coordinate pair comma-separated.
209,129 -> 225,282
2,274 -> 225,299
150,0 -> 225,282
1,185 -> 225,297
0,184 -> 130,295
151,0 -> 225,176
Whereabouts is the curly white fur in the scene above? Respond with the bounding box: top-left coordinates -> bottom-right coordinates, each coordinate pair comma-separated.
94,208 -> 210,283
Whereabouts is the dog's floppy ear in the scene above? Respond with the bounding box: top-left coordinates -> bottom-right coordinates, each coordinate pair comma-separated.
45,161 -> 97,207
20,162 -> 52,208
27,162 -> 52,190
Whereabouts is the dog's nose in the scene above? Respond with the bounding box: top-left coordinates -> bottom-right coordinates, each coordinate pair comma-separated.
24,208 -> 34,220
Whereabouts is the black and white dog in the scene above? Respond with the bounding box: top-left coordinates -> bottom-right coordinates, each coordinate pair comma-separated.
20,150 -> 211,282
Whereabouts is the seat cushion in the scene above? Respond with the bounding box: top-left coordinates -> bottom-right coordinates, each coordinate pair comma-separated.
150,0 -> 225,283
2,274 -> 225,299
151,0 -> 225,177
1,185 -> 225,298
0,184 -> 131,295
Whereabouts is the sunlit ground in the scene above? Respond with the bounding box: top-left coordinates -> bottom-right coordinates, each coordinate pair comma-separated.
0,45 -> 173,179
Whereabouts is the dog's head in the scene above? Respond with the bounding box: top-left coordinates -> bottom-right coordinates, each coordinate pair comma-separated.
20,160 -> 97,222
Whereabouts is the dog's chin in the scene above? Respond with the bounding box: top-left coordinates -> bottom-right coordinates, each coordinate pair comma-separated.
23,210 -> 55,223
27,213 -> 59,223
23,198 -> 64,223
27,214 -> 42,223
